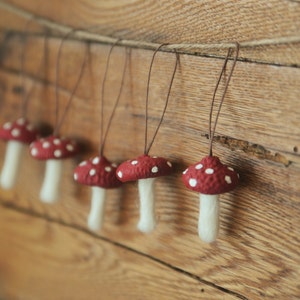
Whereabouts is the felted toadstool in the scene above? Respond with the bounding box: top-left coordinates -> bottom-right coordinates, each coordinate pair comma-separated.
72,42 -> 127,231
74,156 -> 121,231
116,155 -> 173,233
0,24 -> 47,189
0,117 -> 38,189
181,45 -> 240,243
182,156 -> 238,242
30,135 -> 78,203
116,47 -> 178,233
29,32 -> 88,203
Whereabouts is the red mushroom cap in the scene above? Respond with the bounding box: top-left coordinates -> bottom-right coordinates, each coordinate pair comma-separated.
29,135 -> 78,160
74,156 -> 122,189
116,154 -> 173,182
0,117 -> 38,144
182,156 -> 239,195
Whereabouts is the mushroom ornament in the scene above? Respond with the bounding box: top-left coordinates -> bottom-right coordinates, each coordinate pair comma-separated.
181,45 -> 240,243
0,117 -> 38,189
116,47 -> 178,233
28,32 -> 88,203
0,20 -> 47,190
30,135 -> 78,203
72,42 -> 127,231
182,156 -> 239,243
116,155 -> 173,233
74,156 -> 122,231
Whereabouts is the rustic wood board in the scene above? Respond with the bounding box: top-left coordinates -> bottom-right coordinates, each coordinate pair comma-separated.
0,32 -> 299,299
0,0 -> 300,66
1,35 -> 299,159
0,207 -> 242,300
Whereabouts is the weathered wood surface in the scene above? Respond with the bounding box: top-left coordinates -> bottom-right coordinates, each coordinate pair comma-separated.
0,207 -> 240,300
0,0 -> 299,66
0,33 -> 299,300
1,35 -> 299,159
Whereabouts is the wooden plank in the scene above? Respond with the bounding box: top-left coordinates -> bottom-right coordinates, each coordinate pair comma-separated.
0,207 -> 240,300
0,2 -> 299,300
0,155 -> 299,299
0,4 -> 42,33
0,35 -> 299,158
0,0 -> 300,66
0,36 -> 299,298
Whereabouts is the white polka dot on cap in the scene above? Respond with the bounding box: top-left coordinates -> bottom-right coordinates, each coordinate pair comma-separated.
11,128 -> 21,137
195,163 -> 203,170
205,168 -> 214,174
54,149 -> 62,158
89,169 -> 96,176
151,166 -> 159,173
92,157 -> 100,164
189,178 -> 197,187
225,175 -> 232,184
31,148 -> 38,156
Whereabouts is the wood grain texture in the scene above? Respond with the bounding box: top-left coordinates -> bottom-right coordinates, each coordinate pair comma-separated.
0,207 -> 240,300
0,0 -> 299,66
0,34 -> 299,299
1,34 -> 299,158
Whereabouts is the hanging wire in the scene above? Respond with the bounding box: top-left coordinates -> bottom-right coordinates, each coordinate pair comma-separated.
99,45 -> 129,156
144,45 -> 179,155
20,18 -> 49,118
208,43 -> 240,156
53,25 -> 110,135
208,48 -> 233,145
53,31 -> 89,136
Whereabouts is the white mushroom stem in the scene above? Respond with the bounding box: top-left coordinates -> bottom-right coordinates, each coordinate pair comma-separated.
137,178 -> 156,233
40,159 -> 63,203
87,186 -> 106,232
0,141 -> 25,189
198,194 -> 220,243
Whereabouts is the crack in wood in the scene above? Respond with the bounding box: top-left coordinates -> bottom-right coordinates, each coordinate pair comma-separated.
0,199 -> 248,300
212,135 -> 292,167
1,29 -> 300,69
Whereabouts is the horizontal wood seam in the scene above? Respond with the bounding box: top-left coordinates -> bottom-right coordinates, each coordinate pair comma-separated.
1,32 -> 300,76
2,29 -> 300,69
0,199 -> 248,300
0,1 -> 300,67
212,135 -> 296,167
1,65 -> 299,164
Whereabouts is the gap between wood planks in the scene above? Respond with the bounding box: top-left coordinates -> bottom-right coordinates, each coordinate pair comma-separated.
131,112 -> 298,167
0,63 -> 298,168
213,136 -> 294,167
0,199 -> 248,300
1,1 -> 300,68
1,28 -> 300,70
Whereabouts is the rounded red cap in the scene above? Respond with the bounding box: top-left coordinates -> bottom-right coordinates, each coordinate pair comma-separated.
29,135 -> 78,160
74,156 -> 122,189
182,156 -> 239,195
0,117 -> 38,144
116,154 -> 173,182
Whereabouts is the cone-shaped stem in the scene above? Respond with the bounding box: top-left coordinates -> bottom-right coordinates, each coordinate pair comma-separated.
87,186 -> 106,232
40,159 -> 63,203
198,194 -> 220,243
0,141 -> 25,189
137,178 -> 156,233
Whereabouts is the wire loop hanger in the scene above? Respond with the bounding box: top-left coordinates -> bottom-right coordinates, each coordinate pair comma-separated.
20,18 -> 49,119
144,44 -> 179,155
53,29 -> 89,136
99,41 -> 128,156
208,42 -> 240,156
